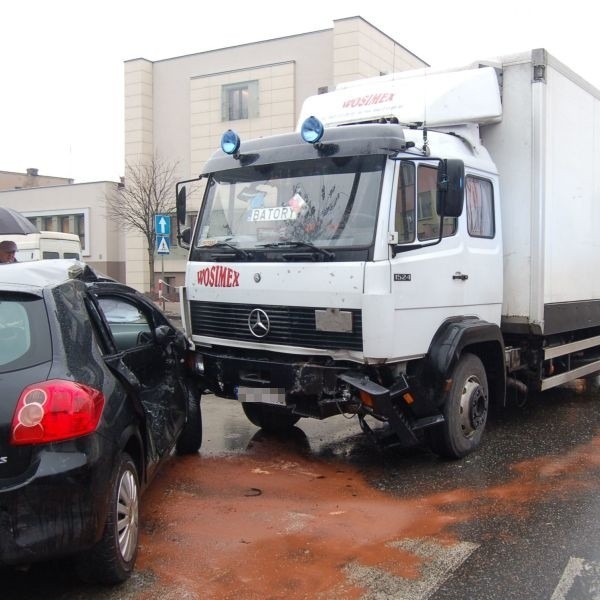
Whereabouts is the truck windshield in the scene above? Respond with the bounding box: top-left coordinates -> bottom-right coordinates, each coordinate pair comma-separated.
195,154 -> 385,252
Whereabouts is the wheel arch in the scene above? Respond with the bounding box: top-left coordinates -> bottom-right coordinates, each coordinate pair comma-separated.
427,317 -> 506,407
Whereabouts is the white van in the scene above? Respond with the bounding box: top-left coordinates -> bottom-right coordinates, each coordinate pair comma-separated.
0,231 -> 82,262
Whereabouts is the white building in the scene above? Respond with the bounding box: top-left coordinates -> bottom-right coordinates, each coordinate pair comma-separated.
0,181 -> 125,280
124,15 -> 426,292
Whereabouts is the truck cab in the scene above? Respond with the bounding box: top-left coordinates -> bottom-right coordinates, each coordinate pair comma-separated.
176,66 -> 509,458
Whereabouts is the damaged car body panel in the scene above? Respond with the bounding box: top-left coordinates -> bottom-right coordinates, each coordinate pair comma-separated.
0,260 -> 202,583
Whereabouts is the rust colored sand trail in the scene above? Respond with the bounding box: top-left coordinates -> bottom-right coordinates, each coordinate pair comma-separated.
135,435 -> 600,599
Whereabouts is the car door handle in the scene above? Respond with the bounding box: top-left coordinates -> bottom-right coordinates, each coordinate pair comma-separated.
452,272 -> 469,281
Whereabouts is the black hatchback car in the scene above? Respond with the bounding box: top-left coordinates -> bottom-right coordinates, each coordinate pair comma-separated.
0,260 -> 202,583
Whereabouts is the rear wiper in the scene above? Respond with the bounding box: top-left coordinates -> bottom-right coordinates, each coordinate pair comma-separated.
208,241 -> 251,260
257,241 -> 334,260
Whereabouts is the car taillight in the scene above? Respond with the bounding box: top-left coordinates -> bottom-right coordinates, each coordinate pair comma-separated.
10,380 -> 105,445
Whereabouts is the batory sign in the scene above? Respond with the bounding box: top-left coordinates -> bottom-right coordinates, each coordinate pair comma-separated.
197,266 -> 240,287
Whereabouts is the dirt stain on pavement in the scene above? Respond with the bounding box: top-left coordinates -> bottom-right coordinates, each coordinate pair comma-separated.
135,434 -> 600,599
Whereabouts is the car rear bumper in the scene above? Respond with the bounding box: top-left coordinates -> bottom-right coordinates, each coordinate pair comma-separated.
0,444 -> 114,566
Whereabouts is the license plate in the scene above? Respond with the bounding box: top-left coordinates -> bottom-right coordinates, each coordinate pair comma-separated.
236,387 -> 286,406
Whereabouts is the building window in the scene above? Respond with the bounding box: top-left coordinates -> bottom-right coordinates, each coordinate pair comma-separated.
23,209 -> 90,256
74,214 -> 86,251
222,81 -> 259,121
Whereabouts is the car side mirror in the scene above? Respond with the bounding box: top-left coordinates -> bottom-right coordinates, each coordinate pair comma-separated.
155,324 -> 173,346
155,324 -> 187,350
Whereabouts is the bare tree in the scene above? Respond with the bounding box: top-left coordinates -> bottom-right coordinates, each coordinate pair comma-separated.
106,154 -> 179,292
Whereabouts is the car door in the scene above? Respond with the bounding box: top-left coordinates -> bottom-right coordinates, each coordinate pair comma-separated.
94,292 -> 186,460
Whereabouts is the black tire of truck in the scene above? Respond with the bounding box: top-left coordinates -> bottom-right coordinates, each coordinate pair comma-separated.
76,453 -> 139,584
176,382 -> 203,455
242,403 -> 300,432
426,352 -> 489,459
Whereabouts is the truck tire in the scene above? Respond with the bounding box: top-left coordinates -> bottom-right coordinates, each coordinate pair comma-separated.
176,383 -> 203,455
426,353 -> 488,459
77,453 -> 139,584
242,403 -> 300,432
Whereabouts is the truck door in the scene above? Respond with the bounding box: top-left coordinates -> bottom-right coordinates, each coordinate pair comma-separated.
389,160 -> 483,358
460,173 -> 502,322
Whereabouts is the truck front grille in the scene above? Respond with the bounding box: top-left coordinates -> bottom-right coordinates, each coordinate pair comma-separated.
190,300 -> 363,352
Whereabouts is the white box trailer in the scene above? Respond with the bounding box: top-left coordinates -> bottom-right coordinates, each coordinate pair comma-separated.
481,50 -> 600,337
176,49 -> 600,458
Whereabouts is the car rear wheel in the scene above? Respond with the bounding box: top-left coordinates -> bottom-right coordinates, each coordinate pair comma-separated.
242,403 -> 300,432
176,383 -> 203,455
77,452 -> 139,584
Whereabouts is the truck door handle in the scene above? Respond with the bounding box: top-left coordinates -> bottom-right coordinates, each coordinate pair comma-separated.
452,272 -> 469,281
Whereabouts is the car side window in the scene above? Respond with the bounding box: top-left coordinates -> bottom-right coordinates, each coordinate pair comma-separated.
0,300 -> 31,366
98,297 -> 153,351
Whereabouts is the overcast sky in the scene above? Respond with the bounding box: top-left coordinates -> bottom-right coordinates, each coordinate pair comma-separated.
1,0 -> 597,183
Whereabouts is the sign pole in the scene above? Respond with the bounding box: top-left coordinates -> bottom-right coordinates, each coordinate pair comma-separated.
161,255 -> 165,310
154,214 -> 171,312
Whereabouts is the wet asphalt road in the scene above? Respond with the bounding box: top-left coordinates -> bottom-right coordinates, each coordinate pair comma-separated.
3,379 -> 600,599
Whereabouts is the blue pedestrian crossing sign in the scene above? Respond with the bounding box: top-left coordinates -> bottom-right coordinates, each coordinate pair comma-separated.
156,236 -> 170,254
155,214 -> 171,236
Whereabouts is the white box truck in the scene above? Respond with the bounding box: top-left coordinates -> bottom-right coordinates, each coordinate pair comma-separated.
0,231 -> 81,262
175,49 -> 600,457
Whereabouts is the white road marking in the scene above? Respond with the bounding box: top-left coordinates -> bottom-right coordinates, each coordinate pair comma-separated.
344,537 -> 479,600
551,557 -> 600,600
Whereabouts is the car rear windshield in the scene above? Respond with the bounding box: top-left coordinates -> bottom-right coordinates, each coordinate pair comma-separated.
0,294 -> 52,373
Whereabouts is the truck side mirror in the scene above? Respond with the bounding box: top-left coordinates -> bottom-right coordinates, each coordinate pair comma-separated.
176,187 -> 187,226
176,226 -> 191,251
436,159 -> 464,217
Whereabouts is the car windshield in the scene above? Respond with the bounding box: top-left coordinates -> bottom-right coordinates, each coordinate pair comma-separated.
195,154 -> 385,251
0,294 -> 51,372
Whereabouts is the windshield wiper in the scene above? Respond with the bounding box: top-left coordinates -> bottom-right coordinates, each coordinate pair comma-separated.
207,241 -> 251,260
257,241 -> 334,260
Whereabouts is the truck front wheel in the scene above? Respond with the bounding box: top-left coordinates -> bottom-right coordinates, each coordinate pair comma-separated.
426,352 -> 489,459
242,403 -> 300,432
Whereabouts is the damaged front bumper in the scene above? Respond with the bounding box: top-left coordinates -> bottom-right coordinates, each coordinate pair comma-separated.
338,371 -> 444,447
199,348 -> 444,446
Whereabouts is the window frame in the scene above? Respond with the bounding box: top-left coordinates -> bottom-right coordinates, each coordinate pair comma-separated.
222,80 -> 259,122
465,175 -> 495,239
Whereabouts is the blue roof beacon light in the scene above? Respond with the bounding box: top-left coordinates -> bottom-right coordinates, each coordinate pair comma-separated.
221,129 -> 241,155
300,116 -> 325,144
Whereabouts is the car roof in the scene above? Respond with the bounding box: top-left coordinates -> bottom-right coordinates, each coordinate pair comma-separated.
0,259 -> 113,293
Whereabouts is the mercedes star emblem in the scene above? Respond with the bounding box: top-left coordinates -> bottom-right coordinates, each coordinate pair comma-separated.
248,308 -> 270,338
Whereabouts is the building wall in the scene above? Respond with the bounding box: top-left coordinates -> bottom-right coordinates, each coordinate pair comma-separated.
332,17 -> 425,84
0,181 -> 126,281
120,17 -> 427,292
124,58 -> 154,291
190,61 -> 296,174
0,169 -> 73,190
